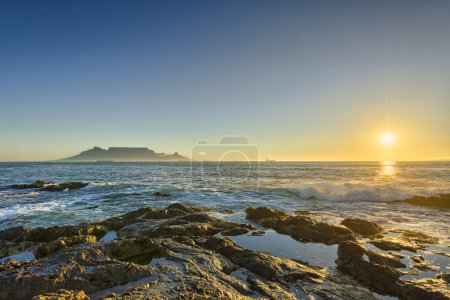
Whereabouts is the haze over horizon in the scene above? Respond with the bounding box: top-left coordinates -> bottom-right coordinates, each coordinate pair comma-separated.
1,1 -> 449,162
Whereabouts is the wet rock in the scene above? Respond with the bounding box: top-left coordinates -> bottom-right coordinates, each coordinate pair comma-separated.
0,226 -> 32,243
99,203 -> 210,230
119,238 -> 261,299
41,182 -> 89,192
341,218 -> 384,237
2,203 -> 444,300
280,216 -> 356,244
247,208 -> 356,245
411,255 -> 424,263
336,241 -> 401,296
32,289 -> 89,300
37,235 -> 326,299
167,212 -> 215,224
164,202 -> 210,214
369,235 -> 420,252
434,251 -> 450,258
97,248 -> 249,300
0,225 -> 107,258
9,181 -> 89,192
116,221 -> 163,237
204,236 -> 326,282
221,227 -> 251,236
390,229 -> 439,246
406,268 -> 421,276
389,252 -> 407,259
398,278 -> 450,300
0,259 -> 23,272
153,191 -> 170,197
413,260 -> 440,271
222,209 -> 235,214
294,210 -> 312,215
398,194 -> 450,209
108,206 -> 255,238
10,181 -> 54,189
437,272 -> 450,283
98,207 -> 158,230
250,230 -> 265,236
245,206 -> 290,220
246,276 -> 301,299
0,240 -> 20,258
145,203 -> 206,220
25,225 -> 107,243
366,250 -> 406,268
103,237 -> 162,264
0,242 -> 155,300
34,235 -> 98,259
336,240 -> 449,299
121,219 -> 254,239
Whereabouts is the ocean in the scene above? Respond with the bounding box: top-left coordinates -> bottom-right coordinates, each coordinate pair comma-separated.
0,161 -> 449,245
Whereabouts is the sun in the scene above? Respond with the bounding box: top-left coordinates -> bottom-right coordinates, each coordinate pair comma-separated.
380,132 -> 395,146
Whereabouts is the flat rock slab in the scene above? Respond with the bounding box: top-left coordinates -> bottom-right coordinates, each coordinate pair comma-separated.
245,206 -> 356,245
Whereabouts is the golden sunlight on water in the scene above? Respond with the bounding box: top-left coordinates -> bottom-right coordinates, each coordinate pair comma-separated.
380,161 -> 396,177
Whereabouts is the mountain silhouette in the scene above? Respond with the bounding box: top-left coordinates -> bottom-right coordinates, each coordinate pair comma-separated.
57,147 -> 187,162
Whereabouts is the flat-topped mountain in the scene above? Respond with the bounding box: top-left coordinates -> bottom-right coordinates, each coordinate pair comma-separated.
57,147 -> 188,162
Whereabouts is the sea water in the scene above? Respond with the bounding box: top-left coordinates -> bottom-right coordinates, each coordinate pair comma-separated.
0,161 -> 449,245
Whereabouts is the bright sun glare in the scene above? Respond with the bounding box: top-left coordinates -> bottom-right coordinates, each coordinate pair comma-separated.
380,133 -> 395,146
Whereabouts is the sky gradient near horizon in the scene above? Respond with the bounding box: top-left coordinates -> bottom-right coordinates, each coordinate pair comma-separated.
1,0 -> 449,161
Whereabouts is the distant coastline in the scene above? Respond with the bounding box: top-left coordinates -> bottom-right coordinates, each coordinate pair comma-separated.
55,147 -> 188,162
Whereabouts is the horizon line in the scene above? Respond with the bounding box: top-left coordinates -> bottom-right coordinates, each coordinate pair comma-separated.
1,159 -> 449,163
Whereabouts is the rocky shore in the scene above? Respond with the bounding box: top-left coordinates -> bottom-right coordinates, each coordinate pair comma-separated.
10,181 -> 89,192
391,194 -> 450,209
0,201 -> 449,299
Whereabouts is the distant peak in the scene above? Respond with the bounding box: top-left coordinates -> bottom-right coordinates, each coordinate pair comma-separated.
57,146 -> 188,162
108,147 -> 149,150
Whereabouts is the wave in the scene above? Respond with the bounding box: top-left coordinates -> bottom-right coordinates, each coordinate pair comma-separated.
282,182 -> 440,202
0,200 -> 62,218
0,192 -> 103,218
0,191 -> 40,199
88,181 -> 119,187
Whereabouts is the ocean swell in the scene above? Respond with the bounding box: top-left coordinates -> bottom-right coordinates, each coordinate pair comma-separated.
283,182 -> 428,202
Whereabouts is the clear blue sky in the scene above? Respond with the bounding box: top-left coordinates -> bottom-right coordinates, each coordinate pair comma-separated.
1,0 -> 449,161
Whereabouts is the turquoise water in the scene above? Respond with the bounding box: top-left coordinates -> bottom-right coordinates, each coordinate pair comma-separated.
0,161 -> 449,245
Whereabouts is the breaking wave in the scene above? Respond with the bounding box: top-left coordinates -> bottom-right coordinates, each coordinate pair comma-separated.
88,181 -> 119,187
283,182 -> 442,202
0,200 -> 62,218
0,191 -> 40,198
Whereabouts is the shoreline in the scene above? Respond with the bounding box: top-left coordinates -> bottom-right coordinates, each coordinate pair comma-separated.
0,202 -> 449,299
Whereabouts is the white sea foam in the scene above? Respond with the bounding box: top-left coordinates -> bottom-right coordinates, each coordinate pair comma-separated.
283,182 -> 434,202
0,191 -> 40,198
0,194 -> 86,218
0,200 -> 61,218
88,181 -> 119,187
